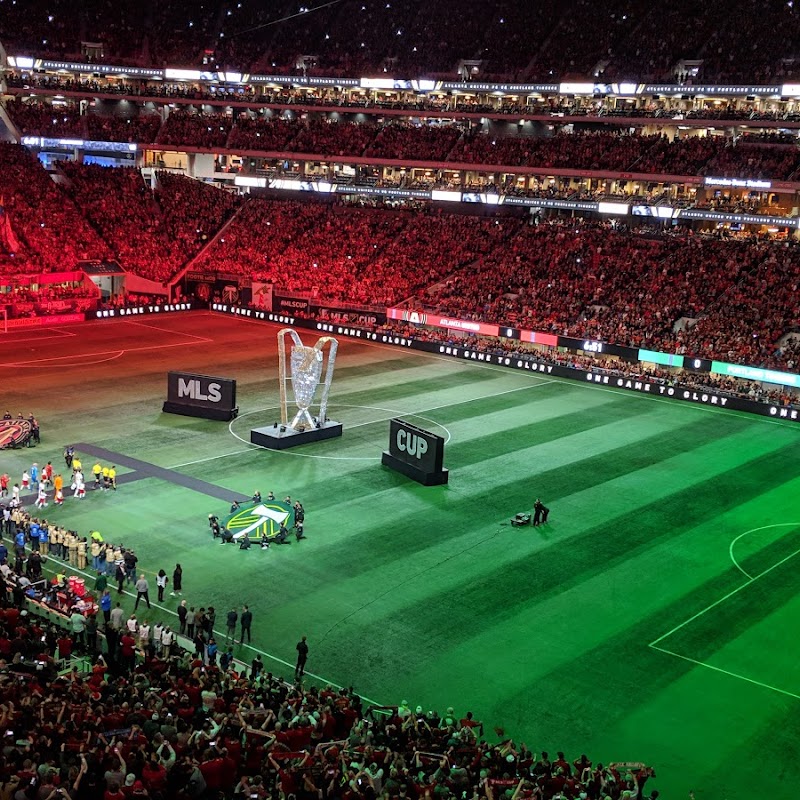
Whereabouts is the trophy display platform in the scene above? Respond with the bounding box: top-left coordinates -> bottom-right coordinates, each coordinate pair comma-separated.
250,420 -> 343,450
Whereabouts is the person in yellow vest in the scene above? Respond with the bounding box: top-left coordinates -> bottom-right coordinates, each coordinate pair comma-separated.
104,543 -> 114,575
102,466 -> 111,491
68,532 -> 79,567
12,509 -> 25,536
92,463 -> 102,489
60,526 -> 70,559
58,527 -> 68,560
108,466 -> 117,491
57,529 -> 68,562
72,456 -> 82,474
77,537 -> 88,570
90,539 -> 102,571
50,526 -> 61,559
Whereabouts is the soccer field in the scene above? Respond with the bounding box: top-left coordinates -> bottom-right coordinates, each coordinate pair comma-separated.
2,312 -> 800,799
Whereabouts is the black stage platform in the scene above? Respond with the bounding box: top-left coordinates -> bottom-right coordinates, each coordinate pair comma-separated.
250,421 -> 343,450
380,451 -> 449,485
162,401 -> 238,421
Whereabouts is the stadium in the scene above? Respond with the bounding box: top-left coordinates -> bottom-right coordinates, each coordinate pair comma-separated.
1,2 -> 800,798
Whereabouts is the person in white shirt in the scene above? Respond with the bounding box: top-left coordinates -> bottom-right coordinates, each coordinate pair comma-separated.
153,622 -> 164,655
138,621 -> 151,651
161,626 -> 174,659
35,485 -> 48,509
156,570 -> 169,602
126,614 -> 138,634
74,471 -> 86,499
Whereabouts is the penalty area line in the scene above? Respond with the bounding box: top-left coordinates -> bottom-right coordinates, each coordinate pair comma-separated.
647,544 -> 800,701
648,644 -> 800,701
125,319 -> 214,343
728,522 -> 800,581
6,338 -> 212,367
649,545 -> 800,648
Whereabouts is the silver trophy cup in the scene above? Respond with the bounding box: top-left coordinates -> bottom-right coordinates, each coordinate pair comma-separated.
278,329 -> 338,431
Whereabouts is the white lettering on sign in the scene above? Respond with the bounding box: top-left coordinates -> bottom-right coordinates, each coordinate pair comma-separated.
178,379 -> 222,402
396,429 -> 428,459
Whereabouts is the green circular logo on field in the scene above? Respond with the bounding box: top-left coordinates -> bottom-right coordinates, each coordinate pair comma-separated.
223,501 -> 295,541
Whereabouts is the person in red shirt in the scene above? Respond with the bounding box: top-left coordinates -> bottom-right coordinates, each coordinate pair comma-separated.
129,780 -> 149,800
141,757 -> 167,793
553,752 -> 571,775
57,635 -> 73,660
4,607 -> 20,630
217,747 -> 237,788
198,753 -> 225,791
105,782 -> 126,800
120,633 -> 136,674
269,753 -> 309,797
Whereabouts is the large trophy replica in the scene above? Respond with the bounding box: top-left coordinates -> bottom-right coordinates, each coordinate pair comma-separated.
250,329 -> 343,450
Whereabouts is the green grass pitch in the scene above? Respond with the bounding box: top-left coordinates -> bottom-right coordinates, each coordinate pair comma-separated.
2,311 -> 799,799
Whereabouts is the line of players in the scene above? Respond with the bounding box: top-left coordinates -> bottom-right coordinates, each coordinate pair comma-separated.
61,448 -> 118,504
0,457 -> 118,510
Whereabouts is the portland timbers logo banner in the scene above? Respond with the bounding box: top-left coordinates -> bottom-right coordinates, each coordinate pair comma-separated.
222,500 -> 295,541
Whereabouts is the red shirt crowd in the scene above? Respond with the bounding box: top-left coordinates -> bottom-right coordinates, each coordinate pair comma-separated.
7,102 -> 800,181
57,162 -> 241,282
0,607 -> 658,800
3,0 -> 800,85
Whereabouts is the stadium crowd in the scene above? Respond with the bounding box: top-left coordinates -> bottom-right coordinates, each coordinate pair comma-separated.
226,117 -> 302,153
4,0 -> 800,83
363,124 -> 464,162
57,163 -> 241,282
5,101 -> 800,181
157,112 -> 234,150
85,115 -> 164,145
0,145 -> 112,274
0,284 -> 98,318
4,99 -> 84,139
2,5 -> 800,797
405,219 -> 792,362
10,72 -> 800,129
289,118 -> 379,159
194,200 -> 512,306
